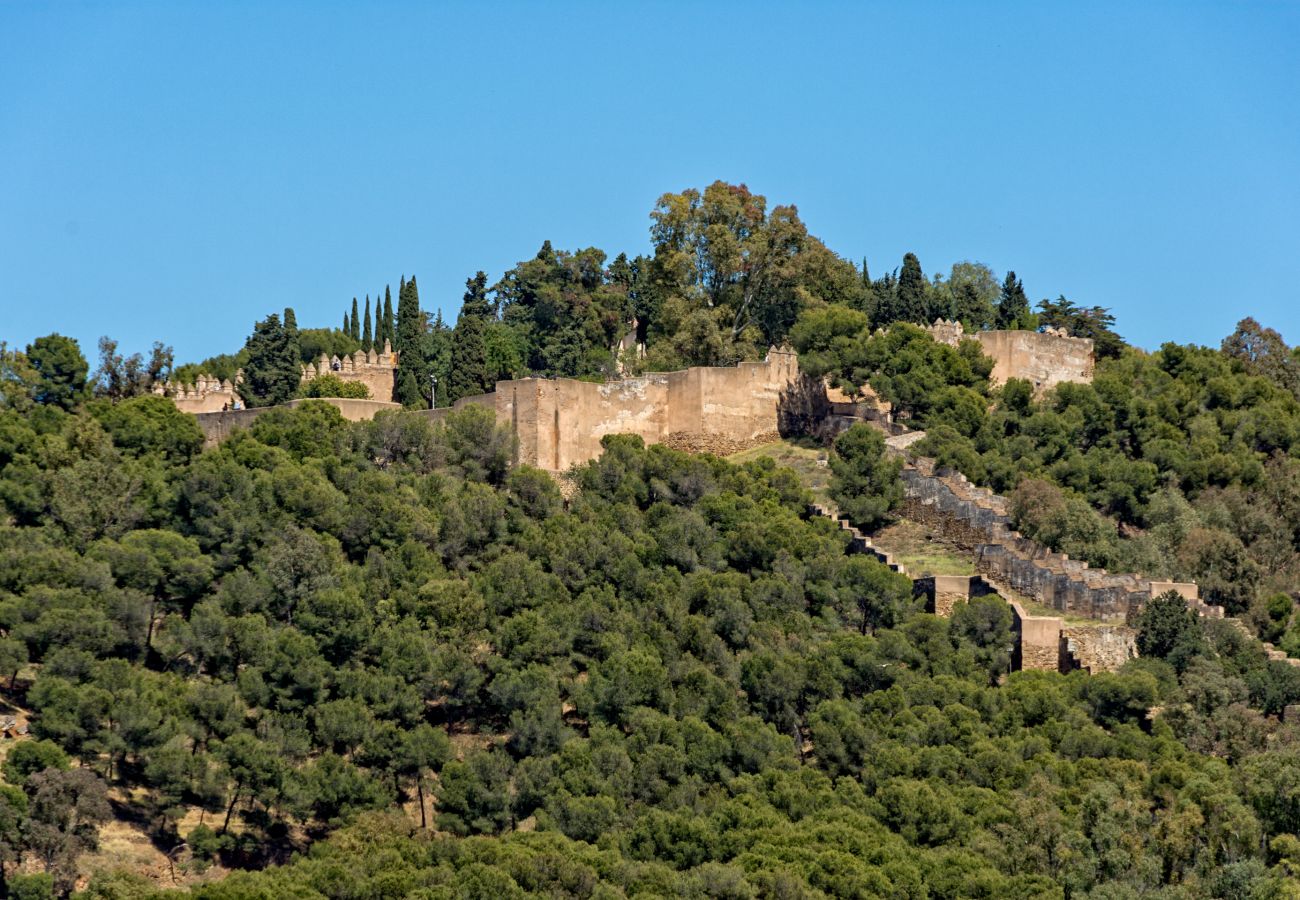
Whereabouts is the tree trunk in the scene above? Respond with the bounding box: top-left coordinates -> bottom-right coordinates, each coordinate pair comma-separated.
222,785 -> 241,834
146,596 -> 157,658
417,778 -> 427,829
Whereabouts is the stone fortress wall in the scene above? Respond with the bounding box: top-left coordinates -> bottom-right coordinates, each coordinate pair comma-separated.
176,327 -> 1290,674
154,373 -> 241,414
193,398 -> 402,446
299,341 -> 399,401
899,457 -> 1209,623
926,319 -> 1094,392
813,504 -> 1136,673
413,349 -> 802,471
182,322 -> 1090,459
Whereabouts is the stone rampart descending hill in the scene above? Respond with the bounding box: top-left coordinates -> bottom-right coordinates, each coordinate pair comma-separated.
898,457 -> 1209,623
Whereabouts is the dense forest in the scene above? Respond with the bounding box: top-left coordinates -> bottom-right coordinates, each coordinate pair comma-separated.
2,182 -> 1300,897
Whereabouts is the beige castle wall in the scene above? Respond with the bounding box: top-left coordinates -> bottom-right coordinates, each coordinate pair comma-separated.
194,397 -> 402,447
1062,626 -> 1137,674
930,575 -> 975,618
489,349 -> 799,471
925,321 -> 1094,392
159,374 -> 239,414
301,347 -> 398,402
974,330 -> 1094,391
173,390 -> 238,414
1011,601 -> 1063,671
189,350 -> 800,471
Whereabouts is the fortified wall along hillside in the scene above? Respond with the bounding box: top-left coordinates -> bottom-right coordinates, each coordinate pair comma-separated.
445,349 -> 803,471
175,327 -> 1256,673
925,320 -> 1094,391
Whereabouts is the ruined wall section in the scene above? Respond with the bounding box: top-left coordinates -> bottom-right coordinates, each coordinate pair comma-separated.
1011,602 -> 1063,671
1062,626 -> 1137,673
900,459 -> 1209,623
975,329 -> 1095,391
925,319 -> 1094,391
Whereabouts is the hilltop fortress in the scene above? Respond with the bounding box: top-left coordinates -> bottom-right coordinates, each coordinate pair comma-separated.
184,323 -> 1096,464
173,324 -> 1267,674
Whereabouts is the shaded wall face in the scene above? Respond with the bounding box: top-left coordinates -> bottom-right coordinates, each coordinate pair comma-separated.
1011,603 -> 1063,671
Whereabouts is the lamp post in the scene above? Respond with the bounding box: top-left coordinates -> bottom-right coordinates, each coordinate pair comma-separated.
430,374 -> 437,410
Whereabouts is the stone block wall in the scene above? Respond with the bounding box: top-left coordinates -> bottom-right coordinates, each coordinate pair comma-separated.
915,575 -> 996,617
491,349 -> 800,471
1062,626 -> 1138,673
974,330 -> 1095,391
181,349 -> 805,465
193,398 -> 402,447
155,374 -> 240,413
899,461 -> 1206,623
300,342 -> 398,402
1011,602 -> 1062,671
925,319 -> 1094,391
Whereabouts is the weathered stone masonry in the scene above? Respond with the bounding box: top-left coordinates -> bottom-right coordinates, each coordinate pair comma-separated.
899,458 -> 1208,623
415,349 -> 803,471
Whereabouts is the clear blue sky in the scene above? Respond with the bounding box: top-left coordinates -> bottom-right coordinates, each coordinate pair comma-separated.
2,2 -> 1297,366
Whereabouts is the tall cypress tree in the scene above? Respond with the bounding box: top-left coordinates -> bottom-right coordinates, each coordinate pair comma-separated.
349,298 -> 360,341
382,287 -> 395,350
396,276 -> 423,357
896,252 -> 929,324
448,272 -> 491,403
394,276 -> 429,407
996,271 -> 1030,330
362,296 -> 373,352
343,312 -> 350,333
428,309 -> 452,408
283,307 -> 300,365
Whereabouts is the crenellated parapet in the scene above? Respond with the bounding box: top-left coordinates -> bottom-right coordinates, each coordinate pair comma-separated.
155,370 -> 243,413
299,340 -> 398,401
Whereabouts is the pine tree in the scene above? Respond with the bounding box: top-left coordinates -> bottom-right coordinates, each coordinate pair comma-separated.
350,298 -> 360,341
996,271 -> 1030,330
362,296 -> 373,352
239,314 -> 300,407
